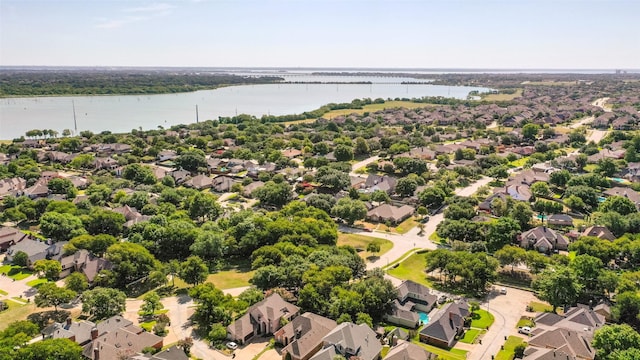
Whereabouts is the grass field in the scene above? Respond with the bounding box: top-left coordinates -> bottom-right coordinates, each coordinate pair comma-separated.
337,233 -> 393,258
0,289 -> 7,295
26,278 -> 49,288
0,301 -> 35,331
528,301 -> 555,313
283,101 -> 432,125
481,89 -> 523,101
386,252 -> 433,287
459,328 -> 483,344
517,316 -> 535,328
471,309 -> 495,329
206,261 -> 255,290
395,217 -> 419,234
0,265 -> 33,280
495,336 -> 526,360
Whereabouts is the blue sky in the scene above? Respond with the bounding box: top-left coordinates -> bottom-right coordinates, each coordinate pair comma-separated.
1,0 -> 638,69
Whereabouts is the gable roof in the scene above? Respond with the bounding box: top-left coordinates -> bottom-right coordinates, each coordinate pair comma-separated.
367,204 -> 415,223
315,322 -> 381,360
279,313 -> 337,360
582,226 -> 615,241
527,328 -> 595,360
419,301 -> 469,347
227,293 -> 300,341
0,226 -> 31,248
385,341 -> 437,360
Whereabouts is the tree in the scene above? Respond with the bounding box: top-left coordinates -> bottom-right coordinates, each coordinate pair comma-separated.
532,266 -> 583,313
238,287 -> 264,306
190,232 -> 225,267
366,242 -> 381,257
208,323 -> 227,343
188,192 -> 222,223
254,181 -> 292,208
180,256 -> 209,286
597,158 -> 618,177
336,313 -> 352,324
549,170 -> 571,188
494,245 -> 526,271
39,212 -> 86,242
355,312 -> 373,328
612,291 -> 640,329
395,177 -> 418,197
354,137 -> 370,156
315,166 -> 350,191
12,251 -> 28,267
47,178 -> 77,198
82,287 -> 126,320
65,272 -> 88,293
141,291 -> 163,316
122,163 -> 156,185
334,144 -> 354,162
16,338 -> 83,360
176,149 -> 207,172
509,201 -> 534,230
522,123 -> 540,141
486,217 -> 521,251
418,187 -> 446,208
33,259 -> 62,280
69,153 -> 94,169
331,198 -> 368,225
593,324 -> 640,360
600,195 -> 638,216
530,182 -> 551,198
35,283 -> 76,312
105,242 -> 160,288
570,254 -> 603,292
83,209 -> 126,236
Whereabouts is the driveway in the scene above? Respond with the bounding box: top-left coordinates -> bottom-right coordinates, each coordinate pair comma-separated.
233,337 -> 273,360
466,286 -> 539,360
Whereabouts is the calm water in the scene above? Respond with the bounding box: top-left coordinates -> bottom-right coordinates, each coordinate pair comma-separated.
0,78 -> 489,140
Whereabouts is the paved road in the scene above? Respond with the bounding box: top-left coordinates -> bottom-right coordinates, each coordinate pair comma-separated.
350,155 -> 380,176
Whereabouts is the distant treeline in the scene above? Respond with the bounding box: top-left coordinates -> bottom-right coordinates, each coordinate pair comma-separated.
0,70 -> 283,97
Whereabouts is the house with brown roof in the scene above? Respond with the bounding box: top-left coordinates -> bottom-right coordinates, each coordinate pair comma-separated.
385,341 -> 436,360
212,175 -> 237,193
385,280 -> 437,328
547,214 -> 574,227
24,179 -> 50,199
519,226 -> 569,253
363,175 -> 398,194
0,177 -> 27,199
309,322 -> 381,360
59,249 -> 113,282
582,225 -> 616,241
184,174 -> 214,190
243,181 -> 265,197
587,149 -> 626,163
419,300 -> 469,348
277,313 -> 337,360
0,226 -> 31,252
227,293 -> 300,345
282,148 -> 303,159
366,204 -> 415,224
603,187 -> 640,210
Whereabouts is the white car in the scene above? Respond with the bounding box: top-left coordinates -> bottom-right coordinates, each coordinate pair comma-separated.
500,287 -> 507,295
226,342 -> 238,350
518,326 -> 532,335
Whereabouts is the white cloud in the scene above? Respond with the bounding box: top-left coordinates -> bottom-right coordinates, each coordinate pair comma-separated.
95,3 -> 174,29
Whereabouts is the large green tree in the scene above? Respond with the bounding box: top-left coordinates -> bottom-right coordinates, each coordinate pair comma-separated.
81,287 -> 126,320
593,324 -> 640,360
16,338 -> 83,360
180,256 -> 209,286
39,212 -> 86,242
532,266 -> 583,313
35,283 -> 76,312
331,198 -> 368,225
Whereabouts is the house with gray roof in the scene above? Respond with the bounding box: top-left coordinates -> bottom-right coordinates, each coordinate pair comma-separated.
309,322 -> 381,360
385,341 -> 436,360
385,280 -> 437,328
5,238 -> 59,267
366,204 -> 415,224
276,313 -> 337,360
0,226 -> 31,252
603,187 -> 640,210
227,293 -> 300,345
581,225 -> 616,241
547,214 -> 574,227
419,300 -> 469,348
519,226 -> 569,253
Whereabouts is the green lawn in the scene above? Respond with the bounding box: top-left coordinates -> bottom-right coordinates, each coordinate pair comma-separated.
395,217 -> 419,234
517,316 -> 535,328
509,157 -> 529,167
337,233 -> 393,259
470,309 -> 495,329
140,320 -> 156,332
0,289 -> 7,296
0,301 -> 35,331
206,260 -> 255,290
414,341 -> 467,360
386,252 -> 433,288
0,265 -> 33,280
459,328 -> 483,344
26,278 -> 49,288
495,336 -> 526,360
528,301 -> 554,313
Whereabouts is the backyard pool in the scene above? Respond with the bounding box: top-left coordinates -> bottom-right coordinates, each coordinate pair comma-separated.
419,312 -> 429,325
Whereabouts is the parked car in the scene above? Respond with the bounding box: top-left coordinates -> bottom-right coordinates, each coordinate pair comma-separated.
226,342 -> 238,350
438,295 -> 448,304
518,326 -> 532,335
500,287 -> 507,294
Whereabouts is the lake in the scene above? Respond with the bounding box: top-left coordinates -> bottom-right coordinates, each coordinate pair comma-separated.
0,77 -> 490,140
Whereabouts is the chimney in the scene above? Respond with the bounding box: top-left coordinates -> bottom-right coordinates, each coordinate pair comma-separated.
66,318 -> 72,327
93,347 -> 99,360
91,327 -> 98,340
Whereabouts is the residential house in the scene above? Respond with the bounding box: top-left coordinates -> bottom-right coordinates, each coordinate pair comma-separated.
366,204 -> 415,224
23,179 -> 50,199
112,205 -> 150,228
350,176 -> 367,190
309,322 -> 381,360
184,174 -> 214,190
42,315 -> 164,360
227,293 -> 300,345
546,214 -> 574,227
59,249 -> 113,282
519,226 -> 569,253
587,149 -> 625,163
0,227 -> 31,252
523,305 -> 604,360
385,280 -> 437,328
603,187 -> 640,210
0,177 -> 27,199
385,342 -> 437,360
93,157 -> 120,170
243,181 -> 265,198
478,192 -> 509,214
130,346 -> 189,360
582,225 -> 616,241
400,147 -> 436,160
212,175 -> 236,193
157,150 -> 178,162
5,239 -> 63,267
282,149 -> 303,159
169,169 -> 191,184
419,300 -> 469,348
276,313 -> 337,360
364,175 -> 398,194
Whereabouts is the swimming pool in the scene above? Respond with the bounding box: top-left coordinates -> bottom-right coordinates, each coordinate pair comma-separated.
418,312 -> 429,324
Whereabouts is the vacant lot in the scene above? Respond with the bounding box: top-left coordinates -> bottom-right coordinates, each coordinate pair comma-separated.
386,252 -> 433,287
337,233 -> 393,258
206,261 -> 255,290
